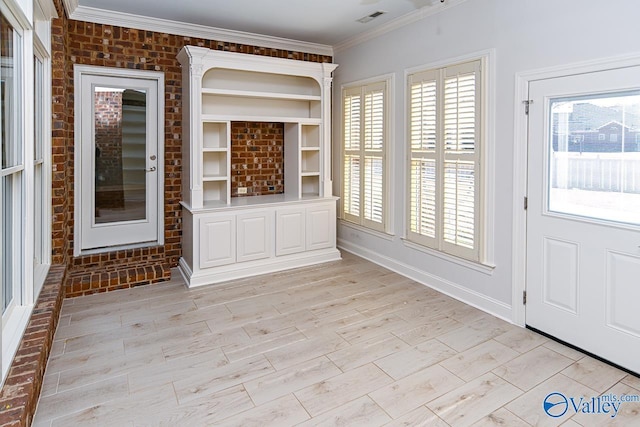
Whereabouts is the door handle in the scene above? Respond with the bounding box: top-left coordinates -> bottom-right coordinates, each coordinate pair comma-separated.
145,166 -> 156,172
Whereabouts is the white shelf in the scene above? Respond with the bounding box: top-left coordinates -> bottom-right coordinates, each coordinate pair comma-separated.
203,121 -> 229,149
202,88 -> 321,102
202,114 -> 322,124
202,175 -> 227,182
301,124 -> 320,148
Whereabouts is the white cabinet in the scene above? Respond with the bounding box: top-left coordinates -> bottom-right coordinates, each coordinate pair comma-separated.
177,47 -> 341,288
276,208 -> 306,256
237,211 -> 272,263
276,204 -> 335,256
180,198 -> 340,288
199,215 -> 236,268
306,203 -> 336,251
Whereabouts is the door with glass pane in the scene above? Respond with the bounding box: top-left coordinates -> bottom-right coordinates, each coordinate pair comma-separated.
77,71 -> 161,252
526,66 -> 640,374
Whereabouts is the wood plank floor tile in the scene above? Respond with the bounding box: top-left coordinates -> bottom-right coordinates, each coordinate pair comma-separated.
210,394 -> 309,427
33,262 -> 639,426
244,356 -> 342,406
295,363 -> 393,417
296,396 -> 391,427
427,373 -> 523,427
370,364 -> 465,418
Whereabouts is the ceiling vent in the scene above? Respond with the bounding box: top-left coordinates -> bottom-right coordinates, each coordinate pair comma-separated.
357,11 -> 386,24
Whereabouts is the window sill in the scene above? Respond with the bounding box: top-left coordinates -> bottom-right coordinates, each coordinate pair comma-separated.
339,219 -> 395,241
401,238 -> 496,275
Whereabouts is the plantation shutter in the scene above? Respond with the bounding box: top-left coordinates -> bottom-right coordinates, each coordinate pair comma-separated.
342,81 -> 386,231
343,88 -> 361,221
408,60 -> 481,262
408,69 -> 439,247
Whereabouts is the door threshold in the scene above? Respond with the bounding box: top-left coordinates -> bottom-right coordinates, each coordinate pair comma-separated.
526,325 -> 639,379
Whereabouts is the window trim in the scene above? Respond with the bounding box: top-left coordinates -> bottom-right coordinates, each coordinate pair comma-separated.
1,0 -> 56,383
404,50 -> 495,266
340,73 -> 394,235
32,35 -> 51,296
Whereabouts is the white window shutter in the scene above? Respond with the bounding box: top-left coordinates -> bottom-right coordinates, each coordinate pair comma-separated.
342,81 -> 386,232
408,60 -> 482,262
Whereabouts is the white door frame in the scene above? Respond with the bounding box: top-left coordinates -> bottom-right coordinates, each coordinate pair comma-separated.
73,65 -> 165,256
511,52 -> 640,326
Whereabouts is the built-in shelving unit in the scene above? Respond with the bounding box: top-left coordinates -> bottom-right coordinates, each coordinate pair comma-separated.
177,46 -> 340,288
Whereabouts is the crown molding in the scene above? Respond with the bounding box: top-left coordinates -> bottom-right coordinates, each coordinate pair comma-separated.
334,0 -> 469,53
69,6 -> 334,57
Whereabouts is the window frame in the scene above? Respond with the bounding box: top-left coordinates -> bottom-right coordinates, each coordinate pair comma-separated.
32,35 -> 51,295
405,54 -> 492,265
340,74 -> 393,234
1,0 -> 56,383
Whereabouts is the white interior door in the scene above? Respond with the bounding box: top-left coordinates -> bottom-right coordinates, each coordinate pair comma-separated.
526,66 -> 640,374
76,70 -> 162,253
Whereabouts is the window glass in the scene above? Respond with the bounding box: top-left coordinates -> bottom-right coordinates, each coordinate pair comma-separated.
548,92 -> 640,227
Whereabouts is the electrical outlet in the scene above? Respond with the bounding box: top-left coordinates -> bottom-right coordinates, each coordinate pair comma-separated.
238,187 -> 247,194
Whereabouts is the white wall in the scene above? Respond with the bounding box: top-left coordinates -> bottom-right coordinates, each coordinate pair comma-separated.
332,0 -> 640,321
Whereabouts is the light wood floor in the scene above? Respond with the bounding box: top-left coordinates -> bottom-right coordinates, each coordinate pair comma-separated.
33,252 -> 640,426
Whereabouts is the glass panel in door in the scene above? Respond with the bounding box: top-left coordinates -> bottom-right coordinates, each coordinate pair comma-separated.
548,91 -> 640,227
94,87 -> 147,224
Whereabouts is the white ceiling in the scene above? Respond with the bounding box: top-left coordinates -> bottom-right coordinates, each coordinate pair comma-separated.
76,0 -> 445,47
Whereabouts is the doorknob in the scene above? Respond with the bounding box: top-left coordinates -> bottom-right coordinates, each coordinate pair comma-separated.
145,166 -> 156,172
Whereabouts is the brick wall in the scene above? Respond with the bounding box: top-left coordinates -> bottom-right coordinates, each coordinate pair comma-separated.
54,18 -> 332,295
0,1 -> 333,425
0,266 -> 66,426
231,121 -> 284,197
51,1 -> 70,267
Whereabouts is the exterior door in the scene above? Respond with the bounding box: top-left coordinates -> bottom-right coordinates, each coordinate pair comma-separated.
76,69 -> 163,253
526,66 -> 640,374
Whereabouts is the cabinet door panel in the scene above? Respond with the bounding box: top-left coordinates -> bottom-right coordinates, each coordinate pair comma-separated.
306,203 -> 336,251
276,208 -> 306,256
237,211 -> 272,263
200,215 -> 236,268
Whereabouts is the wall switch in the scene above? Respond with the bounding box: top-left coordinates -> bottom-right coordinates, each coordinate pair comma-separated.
238,187 -> 247,194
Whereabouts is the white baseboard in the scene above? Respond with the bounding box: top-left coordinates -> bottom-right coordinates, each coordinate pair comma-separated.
337,238 -> 514,323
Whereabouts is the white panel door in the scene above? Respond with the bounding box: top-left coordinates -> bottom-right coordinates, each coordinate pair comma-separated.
237,211 -> 272,263
527,66 -> 640,374
306,203 -> 335,251
200,215 -> 235,268
76,69 -> 163,253
276,208 -> 306,256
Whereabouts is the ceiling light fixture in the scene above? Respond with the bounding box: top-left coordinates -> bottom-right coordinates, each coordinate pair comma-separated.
357,11 -> 386,24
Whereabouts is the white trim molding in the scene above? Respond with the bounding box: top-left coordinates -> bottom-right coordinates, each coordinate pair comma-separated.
334,0 -> 470,53
511,51 -> 640,327
62,0 -> 78,16
338,239 -> 513,323
68,6 -> 334,57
